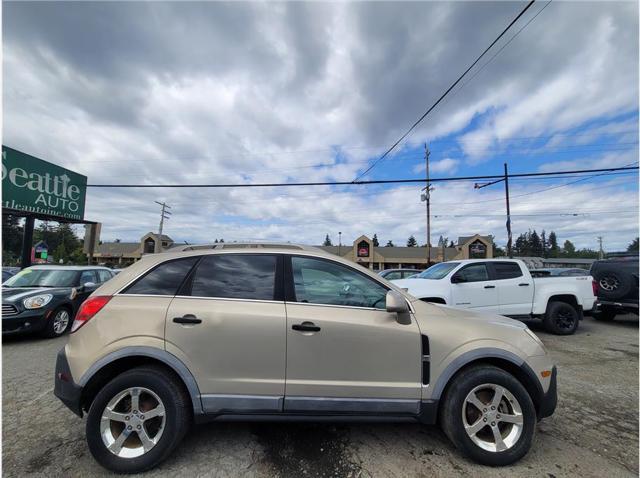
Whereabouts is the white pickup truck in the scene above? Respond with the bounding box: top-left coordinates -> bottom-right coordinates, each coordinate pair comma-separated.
392,259 -> 597,335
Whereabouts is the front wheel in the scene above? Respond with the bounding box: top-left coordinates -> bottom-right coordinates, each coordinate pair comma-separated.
543,301 -> 579,335
440,365 -> 536,466
42,306 -> 72,338
86,366 -> 191,473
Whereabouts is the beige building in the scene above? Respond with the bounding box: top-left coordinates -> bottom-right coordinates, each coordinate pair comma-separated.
91,232 -> 175,266
320,234 -> 493,270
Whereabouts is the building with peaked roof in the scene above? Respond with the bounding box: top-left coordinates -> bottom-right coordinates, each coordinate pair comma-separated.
90,232 -> 175,266
319,234 -> 493,270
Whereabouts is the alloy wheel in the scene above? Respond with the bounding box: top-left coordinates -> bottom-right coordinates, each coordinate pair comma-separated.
462,383 -> 524,452
599,276 -> 619,292
100,387 -> 166,458
52,310 -> 70,335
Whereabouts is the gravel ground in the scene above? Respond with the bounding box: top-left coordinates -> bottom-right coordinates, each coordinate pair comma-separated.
2,314 -> 638,477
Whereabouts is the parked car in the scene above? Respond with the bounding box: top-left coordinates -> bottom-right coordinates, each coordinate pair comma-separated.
590,253 -> 639,321
2,267 -> 20,283
530,268 -> 589,277
54,244 -> 556,473
378,268 -> 424,280
393,259 -> 597,335
2,265 -> 115,337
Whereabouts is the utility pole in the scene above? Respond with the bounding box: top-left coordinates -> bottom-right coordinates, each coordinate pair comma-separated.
474,162 -> 513,258
597,236 -> 604,259
154,201 -> 171,253
338,231 -> 342,256
421,144 -> 434,265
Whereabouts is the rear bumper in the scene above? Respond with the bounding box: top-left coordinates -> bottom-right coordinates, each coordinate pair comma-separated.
538,366 -> 557,419
53,348 -> 84,417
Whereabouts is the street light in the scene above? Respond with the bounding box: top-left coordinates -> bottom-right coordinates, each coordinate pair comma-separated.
338,232 -> 342,256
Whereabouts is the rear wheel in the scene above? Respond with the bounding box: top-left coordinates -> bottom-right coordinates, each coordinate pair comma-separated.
543,301 -> 579,335
86,366 -> 191,473
440,365 -> 536,466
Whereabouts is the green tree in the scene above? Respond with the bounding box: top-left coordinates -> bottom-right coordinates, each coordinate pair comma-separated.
1,214 -> 24,265
540,230 -> 547,258
372,234 -> 379,247
385,240 -> 395,247
448,240 -> 455,248
529,230 -> 541,257
627,237 -> 639,252
563,240 -> 576,256
323,234 -> 332,246
548,231 -> 559,258
406,235 -> 418,247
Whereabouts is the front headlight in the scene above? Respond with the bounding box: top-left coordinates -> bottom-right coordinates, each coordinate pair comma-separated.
23,294 -> 53,309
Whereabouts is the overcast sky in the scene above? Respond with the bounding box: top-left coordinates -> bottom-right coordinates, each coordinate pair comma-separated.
3,1 -> 639,251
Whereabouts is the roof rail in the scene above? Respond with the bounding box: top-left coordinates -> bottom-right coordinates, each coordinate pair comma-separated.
167,242 -> 307,252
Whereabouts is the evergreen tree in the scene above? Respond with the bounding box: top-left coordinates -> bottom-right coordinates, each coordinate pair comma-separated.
448,240 -> 455,248
1,214 -> 23,264
548,231 -> 559,257
437,235 -> 445,247
385,240 -> 395,247
563,239 -> 576,256
540,230 -> 547,258
530,230 -> 541,257
372,234 -> 379,247
628,237 -> 639,252
406,235 -> 418,247
323,234 -> 333,246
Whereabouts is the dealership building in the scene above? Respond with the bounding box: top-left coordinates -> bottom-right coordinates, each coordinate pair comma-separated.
91,233 -> 493,270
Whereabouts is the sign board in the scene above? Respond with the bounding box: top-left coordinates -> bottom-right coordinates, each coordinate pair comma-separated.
357,240 -> 370,258
2,146 -> 87,221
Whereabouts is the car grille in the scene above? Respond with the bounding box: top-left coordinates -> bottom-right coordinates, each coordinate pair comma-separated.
2,304 -> 18,316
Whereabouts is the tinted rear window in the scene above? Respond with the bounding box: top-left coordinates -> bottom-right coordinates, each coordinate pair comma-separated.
190,254 -> 276,300
123,257 -> 199,295
493,262 -> 523,279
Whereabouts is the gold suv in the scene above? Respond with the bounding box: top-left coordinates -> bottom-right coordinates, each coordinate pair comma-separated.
54,244 -> 557,473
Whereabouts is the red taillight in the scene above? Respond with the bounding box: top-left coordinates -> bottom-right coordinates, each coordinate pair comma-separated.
592,280 -> 598,296
71,296 -> 112,333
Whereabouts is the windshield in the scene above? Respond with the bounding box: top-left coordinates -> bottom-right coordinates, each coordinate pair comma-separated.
3,268 -> 78,288
416,262 -> 460,280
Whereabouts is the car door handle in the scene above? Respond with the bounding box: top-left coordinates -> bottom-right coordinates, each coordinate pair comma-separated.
173,315 -> 202,325
484,285 -> 496,289
519,283 -> 530,287
292,322 -> 321,332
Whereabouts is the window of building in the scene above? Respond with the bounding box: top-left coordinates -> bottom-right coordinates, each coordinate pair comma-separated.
469,240 -> 487,259
292,256 -> 387,309
190,254 -> 276,300
143,238 -> 156,254
123,257 -> 199,295
493,262 -> 523,280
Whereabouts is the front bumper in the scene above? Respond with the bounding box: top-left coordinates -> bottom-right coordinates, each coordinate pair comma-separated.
53,348 -> 84,417
2,308 -> 50,335
538,366 -> 557,419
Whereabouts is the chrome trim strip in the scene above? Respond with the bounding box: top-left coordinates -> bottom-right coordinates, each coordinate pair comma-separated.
284,396 -> 420,414
284,301 -> 389,312
174,295 -> 284,305
200,394 -> 283,413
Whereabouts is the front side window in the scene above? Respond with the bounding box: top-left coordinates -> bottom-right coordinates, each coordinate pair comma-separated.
79,270 -> 97,285
384,271 -> 402,281
493,262 -> 522,280
123,257 -> 199,295
190,254 -> 276,300
97,270 -> 113,283
292,257 -> 387,309
453,263 -> 489,283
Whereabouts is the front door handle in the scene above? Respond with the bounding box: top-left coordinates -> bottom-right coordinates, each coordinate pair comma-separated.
519,283 -> 530,287
484,285 -> 496,289
292,321 -> 321,332
173,315 -> 202,325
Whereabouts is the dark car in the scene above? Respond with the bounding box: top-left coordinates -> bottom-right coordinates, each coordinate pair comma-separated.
378,268 -> 424,281
2,266 -> 115,338
2,267 -> 20,283
590,253 -> 639,321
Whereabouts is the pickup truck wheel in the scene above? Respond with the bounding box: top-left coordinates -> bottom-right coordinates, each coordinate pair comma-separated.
440,365 -> 536,466
594,270 -> 633,301
86,366 -> 191,473
543,301 -> 579,335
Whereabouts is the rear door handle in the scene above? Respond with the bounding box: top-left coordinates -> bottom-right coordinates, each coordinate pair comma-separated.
484,285 -> 496,289
173,315 -> 202,325
292,321 -> 321,332
519,283 -> 530,287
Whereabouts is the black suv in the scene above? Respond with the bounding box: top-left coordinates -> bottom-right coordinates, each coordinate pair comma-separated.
590,253 -> 639,321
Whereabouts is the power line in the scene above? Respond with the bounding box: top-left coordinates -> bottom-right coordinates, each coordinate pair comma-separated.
352,0 -> 538,181
87,165 -> 639,188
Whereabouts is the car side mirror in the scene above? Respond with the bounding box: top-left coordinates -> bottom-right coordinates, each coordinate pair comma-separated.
81,281 -> 97,292
451,274 -> 465,284
386,290 -> 411,325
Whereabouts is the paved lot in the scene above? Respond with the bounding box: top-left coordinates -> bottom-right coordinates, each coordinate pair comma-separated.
2,314 -> 638,477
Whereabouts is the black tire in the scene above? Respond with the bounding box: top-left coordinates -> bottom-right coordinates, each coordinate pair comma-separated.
593,305 -> 616,322
86,366 -> 191,474
543,301 -> 580,335
440,365 -> 536,466
42,306 -> 73,338
594,270 -> 633,300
